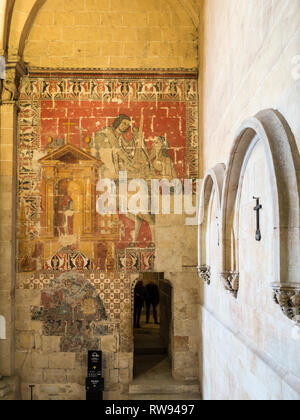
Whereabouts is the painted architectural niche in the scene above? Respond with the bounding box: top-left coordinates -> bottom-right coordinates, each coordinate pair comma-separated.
199,109 -> 300,325
16,72 -> 199,351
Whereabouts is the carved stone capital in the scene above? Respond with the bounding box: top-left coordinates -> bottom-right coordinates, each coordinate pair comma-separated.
198,265 -> 211,285
221,271 -> 239,298
1,60 -> 26,104
272,286 -> 300,324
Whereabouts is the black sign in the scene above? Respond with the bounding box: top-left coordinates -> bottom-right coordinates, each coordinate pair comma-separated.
86,391 -> 103,401
86,378 -> 104,401
86,351 -> 104,401
86,377 -> 105,392
88,350 -> 102,376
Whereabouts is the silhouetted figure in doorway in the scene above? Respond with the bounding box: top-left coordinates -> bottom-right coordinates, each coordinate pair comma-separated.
145,280 -> 160,324
134,280 -> 146,329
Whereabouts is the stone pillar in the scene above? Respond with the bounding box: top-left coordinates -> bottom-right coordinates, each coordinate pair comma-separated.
0,59 -> 26,377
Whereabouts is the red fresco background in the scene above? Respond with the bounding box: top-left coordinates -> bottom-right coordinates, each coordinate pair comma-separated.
40,99 -> 188,248
40,100 -> 187,180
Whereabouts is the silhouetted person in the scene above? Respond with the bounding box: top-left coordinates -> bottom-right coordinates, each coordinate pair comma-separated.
134,280 -> 146,328
145,280 -> 160,324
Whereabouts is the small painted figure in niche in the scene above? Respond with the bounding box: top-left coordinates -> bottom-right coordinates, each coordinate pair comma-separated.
62,194 -> 74,236
150,136 -> 178,179
55,180 -> 74,237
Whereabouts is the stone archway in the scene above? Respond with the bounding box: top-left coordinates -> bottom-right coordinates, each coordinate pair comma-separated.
130,273 -> 174,381
220,109 -> 300,322
198,163 -> 226,285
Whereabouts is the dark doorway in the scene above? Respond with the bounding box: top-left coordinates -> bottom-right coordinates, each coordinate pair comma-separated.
133,273 -> 172,380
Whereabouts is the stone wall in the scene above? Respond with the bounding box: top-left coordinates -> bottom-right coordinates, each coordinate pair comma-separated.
23,0 -> 198,69
0,0 -> 201,400
199,0 -> 300,401
13,71 -> 200,400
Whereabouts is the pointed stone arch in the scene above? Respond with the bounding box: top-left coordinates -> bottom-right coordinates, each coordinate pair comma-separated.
220,109 -> 300,324
7,0 -> 46,59
0,0 -> 14,55
198,163 -> 226,285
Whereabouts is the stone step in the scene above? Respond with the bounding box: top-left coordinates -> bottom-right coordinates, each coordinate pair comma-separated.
129,381 -> 200,395
129,393 -> 202,401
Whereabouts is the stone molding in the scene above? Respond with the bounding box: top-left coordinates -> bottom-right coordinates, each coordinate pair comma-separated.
28,67 -> 199,78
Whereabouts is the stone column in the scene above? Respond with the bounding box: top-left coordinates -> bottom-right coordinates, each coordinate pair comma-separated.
0,59 -> 26,377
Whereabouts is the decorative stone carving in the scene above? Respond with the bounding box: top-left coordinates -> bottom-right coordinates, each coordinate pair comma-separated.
273,286 -> 300,324
1,69 -> 17,102
198,265 -> 211,285
1,61 -> 26,103
221,271 -> 239,298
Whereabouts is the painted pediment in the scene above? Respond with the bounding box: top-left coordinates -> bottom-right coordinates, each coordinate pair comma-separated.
39,144 -> 101,164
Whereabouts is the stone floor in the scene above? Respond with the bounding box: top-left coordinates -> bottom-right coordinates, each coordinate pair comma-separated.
129,310 -> 201,401
134,310 -> 166,356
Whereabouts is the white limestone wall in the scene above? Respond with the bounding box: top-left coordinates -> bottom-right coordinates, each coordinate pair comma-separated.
201,0 -> 300,173
199,0 -> 300,400
199,141 -> 300,400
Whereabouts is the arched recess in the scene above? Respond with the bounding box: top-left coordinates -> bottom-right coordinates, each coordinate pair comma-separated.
7,0 -> 198,63
220,109 -> 300,324
198,163 -> 226,285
